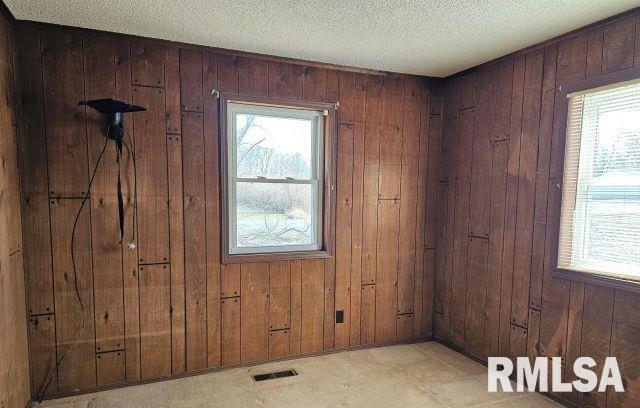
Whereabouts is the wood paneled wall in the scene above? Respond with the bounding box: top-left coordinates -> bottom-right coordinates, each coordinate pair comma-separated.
435,10 -> 640,407
0,7 -> 30,408
14,23 -> 441,397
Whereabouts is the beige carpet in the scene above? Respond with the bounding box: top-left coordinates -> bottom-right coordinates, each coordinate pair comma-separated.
37,342 -> 561,408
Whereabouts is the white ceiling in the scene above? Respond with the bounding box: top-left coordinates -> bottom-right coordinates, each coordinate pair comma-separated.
5,0 -> 639,77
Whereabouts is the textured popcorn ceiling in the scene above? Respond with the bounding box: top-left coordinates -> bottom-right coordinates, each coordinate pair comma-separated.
5,0 -> 638,77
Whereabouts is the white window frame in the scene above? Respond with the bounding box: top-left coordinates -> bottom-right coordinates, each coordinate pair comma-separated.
226,102 -> 324,255
557,73 -> 640,286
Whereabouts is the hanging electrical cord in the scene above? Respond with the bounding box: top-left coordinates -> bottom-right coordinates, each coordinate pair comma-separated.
123,125 -> 138,246
35,132 -> 110,403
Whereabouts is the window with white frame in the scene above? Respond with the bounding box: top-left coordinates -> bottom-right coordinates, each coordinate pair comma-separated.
225,101 -> 325,256
558,78 -> 640,282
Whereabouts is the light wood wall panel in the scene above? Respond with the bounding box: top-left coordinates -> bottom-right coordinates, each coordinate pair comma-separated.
0,9 -> 30,408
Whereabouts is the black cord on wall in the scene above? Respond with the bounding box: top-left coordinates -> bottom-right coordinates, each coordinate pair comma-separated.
35,124 -> 138,402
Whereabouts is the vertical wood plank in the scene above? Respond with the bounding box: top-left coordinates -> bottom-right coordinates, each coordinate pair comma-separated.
269,330 -> 290,360
289,260 -> 303,355
361,284 -> 376,345
468,66 -> 497,239
42,30 -> 87,197
441,79 -> 461,343
182,111 -> 207,371
414,83 -> 433,336
96,351 -> 125,387
493,59 -> 514,141
179,48 -> 203,112
164,46 -> 181,134
349,74 -> 367,346
323,69 -> 339,351
398,78 -> 421,316
421,249 -> 435,336
434,182 -> 449,317
375,199 -> 399,344
238,57 -> 268,96
459,73 -> 476,109
602,17 -> 637,73
50,198 -> 96,392
167,133 -> 185,374
539,180 -> 570,359
303,67 -> 327,102
221,297 -> 241,365
528,45 -> 558,312
334,73 -> 355,349
268,61 -> 304,99
609,291 -> 640,408
83,36 -> 126,354
115,39 -> 142,382
450,106 -> 475,348
509,324 -> 527,361
131,40 -> 164,87
269,261 -> 291,331
132,86 -> 170,264
28,314 -> 58,397
464,237 -> 489,358
361,75 -> 383,285
510,49 -> 544,329
217,55 -> 239,93
15,25 -> 55,317
498,54 -> 526,356
334,99 -> 355,350
241,263 -> 269,362
221,264 -> 241,298
396,314 -> 414,341
203,52 -> 222,368
301,259 -> 324,353
484,140 -> 509,357
527,308 -> 542,360
138,264 -> 171,379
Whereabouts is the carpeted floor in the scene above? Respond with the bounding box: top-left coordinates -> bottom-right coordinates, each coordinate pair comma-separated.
37,342 -> 562,408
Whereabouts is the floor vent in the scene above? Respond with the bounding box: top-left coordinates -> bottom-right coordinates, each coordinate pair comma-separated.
252,369 -> 298,382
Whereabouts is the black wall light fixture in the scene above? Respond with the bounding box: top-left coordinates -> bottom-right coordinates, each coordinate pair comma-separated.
79,98 -> 145,244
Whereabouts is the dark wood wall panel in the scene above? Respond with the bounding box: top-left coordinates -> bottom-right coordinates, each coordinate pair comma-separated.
435,10 -> 640,407
16,22 -> 440,398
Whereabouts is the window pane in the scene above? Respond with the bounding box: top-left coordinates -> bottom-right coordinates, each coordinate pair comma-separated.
235,182 -> 316,249
236,113 -> 314,179
581,198 -> 640,271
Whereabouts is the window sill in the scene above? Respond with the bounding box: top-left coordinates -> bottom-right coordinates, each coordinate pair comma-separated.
222,249 -> 332,264
554,267 -> 640,292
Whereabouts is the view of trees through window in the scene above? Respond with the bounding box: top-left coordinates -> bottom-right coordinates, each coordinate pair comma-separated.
233,112 -> 318,250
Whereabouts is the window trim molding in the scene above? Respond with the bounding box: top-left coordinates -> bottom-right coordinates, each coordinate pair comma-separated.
219,92 -> 337,264
553,66 -> 640,292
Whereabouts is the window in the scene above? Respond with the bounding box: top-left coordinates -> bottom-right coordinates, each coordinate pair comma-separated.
220,94 -> 336,262
558,76 -> 640,284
